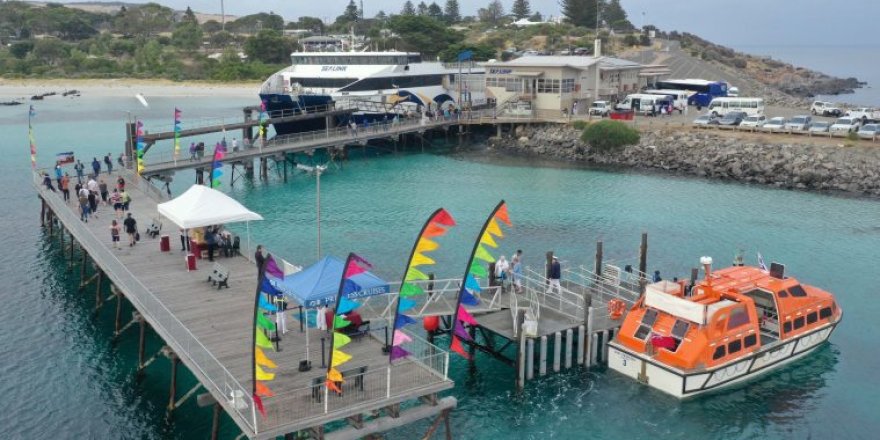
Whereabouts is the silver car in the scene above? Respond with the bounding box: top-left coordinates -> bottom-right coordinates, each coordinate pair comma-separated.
809,121 -> 831,133
692,115 -> 716,126
857,124 -> 880,139
740,115 -> 767,127
763,117 -> 787,130
785,115 -> 812,131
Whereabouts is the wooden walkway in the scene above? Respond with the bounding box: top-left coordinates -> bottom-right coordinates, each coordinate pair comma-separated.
34,169 -> 453,439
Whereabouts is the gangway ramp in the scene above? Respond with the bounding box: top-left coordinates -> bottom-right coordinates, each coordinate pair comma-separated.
354,278 -> 506,322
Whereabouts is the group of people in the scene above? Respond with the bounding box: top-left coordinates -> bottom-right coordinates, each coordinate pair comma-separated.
493,249 -> 525,293
182,225 -> 234,261
189,137 -> 241,161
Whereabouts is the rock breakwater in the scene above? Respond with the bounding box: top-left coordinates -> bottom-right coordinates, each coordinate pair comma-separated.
489,124 -> 880,196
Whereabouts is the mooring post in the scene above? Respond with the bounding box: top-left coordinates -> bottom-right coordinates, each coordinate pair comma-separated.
539,335 -> 547,376
553,331 -> 562,372
565,328 -> 574,369
167,352 -> 179,412
594,240 -> 603,280
283,159 -> 288,183
137,314 -> 147,372
585,306 -> 595,368
68,236 -> 75,271
114,287 -> 124,336
638,232 -> 648,293
577,325 -> 585,365
47,209 -> 54,235
94,270 -> 104,310
79,251 -> 88,287
517,323 -> 526,390
210,402 -> 222,440
526,338 -> 534,380
59,224 -> 65,248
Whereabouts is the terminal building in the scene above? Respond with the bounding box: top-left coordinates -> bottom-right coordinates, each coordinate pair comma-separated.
482,44 -> 645,118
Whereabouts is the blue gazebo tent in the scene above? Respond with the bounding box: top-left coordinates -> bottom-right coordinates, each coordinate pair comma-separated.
273,255 -> 389,308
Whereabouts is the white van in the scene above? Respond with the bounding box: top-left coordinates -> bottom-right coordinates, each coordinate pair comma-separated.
643,89 -> 690,113
707,97 -> 765,117
616,93 -> 675,115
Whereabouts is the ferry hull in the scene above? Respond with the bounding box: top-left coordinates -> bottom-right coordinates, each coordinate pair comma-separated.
608,322 -> 838,398
259,93 -> 333,136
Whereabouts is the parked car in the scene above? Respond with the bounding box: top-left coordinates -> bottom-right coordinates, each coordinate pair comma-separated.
589,100 -> 611,116
811,101 -> 842,117
713,111 -> 747,126
809,121 -> 831,133
785,115 -> 812,131
740,115 -> 767,128
763,117 -> 787,130
728,86 -> 740,97
845,107 -> 880,124
692,115 -> 716,126
857,124 -> 880,139
830,117 -> 861,133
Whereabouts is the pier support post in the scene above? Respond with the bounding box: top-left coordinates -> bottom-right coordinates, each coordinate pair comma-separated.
94,270 -> 104,311
210,403 -> 222,440
467,325 -> 476,366
565,328 -> 573,369
539,335 -> 547,376
590,333 -> 599,365
638,232 -> 648,293
517,323 -> 526,390
114,287 -> 124,336
577,325 -> 585,365
260,157 -> 268,180
79,251 -> 88,287
526,338 -> 534,380
40,198 -> 46,226
244,160 -> 254,179
603,330 -> 613,363
167,351 -> 179,412
585,306 -> 595,368
553,332 -> 562,372
137,314 -> 147,372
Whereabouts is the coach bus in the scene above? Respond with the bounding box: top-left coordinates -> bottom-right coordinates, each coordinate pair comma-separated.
654,79 -> 729,109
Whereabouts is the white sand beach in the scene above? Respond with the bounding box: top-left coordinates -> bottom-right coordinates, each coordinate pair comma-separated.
0,78 -> 260,100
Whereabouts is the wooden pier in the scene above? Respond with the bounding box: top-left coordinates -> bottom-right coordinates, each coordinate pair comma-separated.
33,169 -> 455,439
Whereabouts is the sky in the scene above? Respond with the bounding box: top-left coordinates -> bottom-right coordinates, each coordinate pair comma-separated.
53,0 -> 879,49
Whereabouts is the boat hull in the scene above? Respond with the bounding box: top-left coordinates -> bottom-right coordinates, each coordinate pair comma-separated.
607,322 -> 838,398
259,93 -> 334,136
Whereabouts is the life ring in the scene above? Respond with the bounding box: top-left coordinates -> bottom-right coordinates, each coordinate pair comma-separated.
608,299 -> 627,320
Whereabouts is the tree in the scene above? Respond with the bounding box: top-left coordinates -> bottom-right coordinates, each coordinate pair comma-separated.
417,2 -> 429,16
172,22 -> 203,51
529,12 -> 543,22
438,43 -> 495,62
401,1 -> 416,16
387,15 -> 463,58
182,6 -> 198,25
342,0 -> 359,22
30,38 -> 68,67
290,16 -> 325,34
113,3 -> 175,38
427,2 -> 443,21
512,0 -> 531,20
478,1 -> 505,25
561,0 -> 601,29
603,0 -> 633,30
443,0 -> 461,23
228,12 -> 284,34
202,20 -> 223,34
243,30 -> 295,64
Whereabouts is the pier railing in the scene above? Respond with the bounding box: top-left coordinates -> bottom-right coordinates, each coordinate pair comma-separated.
354,277 -> 503,320
522,267 -> 585,322
32,170 -> 258,431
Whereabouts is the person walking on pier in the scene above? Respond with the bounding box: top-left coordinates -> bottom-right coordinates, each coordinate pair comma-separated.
123,213 -> 137,246
110,189 -> 122,218
255,245 -> 265,271
91,157 -> 101,178
78,186 -> 90,222
74,160 -> 85,183
204,228 -> 217,261
42,172 -> 56,192
547,256 -> 562,295
104,153 -> 113,175
98,179 -> 108,205
60,173 -> 70,202
87,189 -> 98,219
511,250 -> 523,293
54,164 -> 63,187
110,219 -> 121,249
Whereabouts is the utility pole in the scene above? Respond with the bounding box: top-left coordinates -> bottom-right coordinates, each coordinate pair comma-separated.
220,0 -> 225,31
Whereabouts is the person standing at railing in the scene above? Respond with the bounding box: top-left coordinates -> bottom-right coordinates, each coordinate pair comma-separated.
511,249 -> 524,293
91,157 -> 101,178
104,153 -> 113,175
74,159 -> 85,183
189,142 -> 196,161
547,256 -> 562,295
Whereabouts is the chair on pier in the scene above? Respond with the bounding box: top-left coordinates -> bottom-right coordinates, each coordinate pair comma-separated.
207,263 -> 229,289
145,217 -> 162,238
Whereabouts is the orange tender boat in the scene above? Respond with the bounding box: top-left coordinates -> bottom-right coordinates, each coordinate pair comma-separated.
607,257 -> 842,398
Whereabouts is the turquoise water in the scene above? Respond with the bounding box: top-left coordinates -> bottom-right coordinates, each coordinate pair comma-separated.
2,95 -> 879,439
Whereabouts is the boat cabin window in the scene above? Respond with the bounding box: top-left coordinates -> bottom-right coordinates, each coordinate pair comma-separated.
744,334 -> 758,348
712,345 -> 726,360
807,311 -> 818,324
634,309 -> 658,340
793,316 -> 805,329
788,285 -> 808,297
288,77 -> 357,88
819,307 -> 832,319
783,321 -> 792,333
727,306 -> 750,330
728,339 -> 742,354
672,320 -> 690,339
777,289 -> 788,298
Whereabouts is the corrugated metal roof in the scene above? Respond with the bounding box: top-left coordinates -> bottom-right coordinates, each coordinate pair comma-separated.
484,56 -> 641,71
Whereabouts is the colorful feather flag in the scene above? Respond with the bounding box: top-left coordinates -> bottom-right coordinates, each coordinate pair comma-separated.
326,253 -> 372,393
449,201 -> 511,359
251,255 -> 283,418
390,209 -> 456,362
173,108 -> 181,159
210,143 -> 224,188
135,120 -> 145,175
28,105 -> 36,169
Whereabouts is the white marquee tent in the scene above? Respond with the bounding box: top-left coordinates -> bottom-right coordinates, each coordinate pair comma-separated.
158,184 -> 263,253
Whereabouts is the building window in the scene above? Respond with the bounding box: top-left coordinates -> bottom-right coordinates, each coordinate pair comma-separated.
793,316 -> 805,329
712,345 -> 726,360
807,312 -> 818,324
744,334 -> 758,348
561,78 -> 575,93
537,79 -> 560,93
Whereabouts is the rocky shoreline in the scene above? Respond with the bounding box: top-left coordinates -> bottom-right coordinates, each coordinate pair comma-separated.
489,124 -> 880,196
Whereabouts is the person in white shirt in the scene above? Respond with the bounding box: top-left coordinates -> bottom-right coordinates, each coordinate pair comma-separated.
87,178 -> 99,193
495,255 -> 510,289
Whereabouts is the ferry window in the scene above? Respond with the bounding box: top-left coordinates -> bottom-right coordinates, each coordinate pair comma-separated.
712,345 -> 726,360
642,309 -> 658,326
289,77 -> 357,88
727,306 -> 750,330
777,290 -> 788,298
744,334 -> 757,348
807,312 -> 818,324
793,316 -> 805,329
819,307 -> 832,319
671,320 -> 690,339
783,321 -> 792,333
788,285 -> 808,297
728,339 -> 742,354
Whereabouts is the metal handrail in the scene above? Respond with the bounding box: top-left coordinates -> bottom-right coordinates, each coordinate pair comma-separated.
32,170 -> 257,431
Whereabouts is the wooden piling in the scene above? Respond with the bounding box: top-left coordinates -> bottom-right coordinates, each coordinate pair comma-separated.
526,338 -> 534,380
167,352 -> 179,411
539,335 -> 547,376
94,270 -> 104,310
517,323 -> 526,390
577,325 -> 585,365
137,314 -> 147,371
564,328 -> 573,369
585,306 -> 595,368
553,331 -> 561,372
590,333 -> 599,365
114,287 -> 124,336
210,403 -> 222,440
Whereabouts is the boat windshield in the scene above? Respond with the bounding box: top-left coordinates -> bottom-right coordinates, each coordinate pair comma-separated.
291,54 -> 421,65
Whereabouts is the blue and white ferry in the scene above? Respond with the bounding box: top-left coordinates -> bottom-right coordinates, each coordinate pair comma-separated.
258,51 -> 485,135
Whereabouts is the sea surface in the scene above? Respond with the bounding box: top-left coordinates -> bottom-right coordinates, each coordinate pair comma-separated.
2,95 -> 880,439
737,44 -> 880,107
